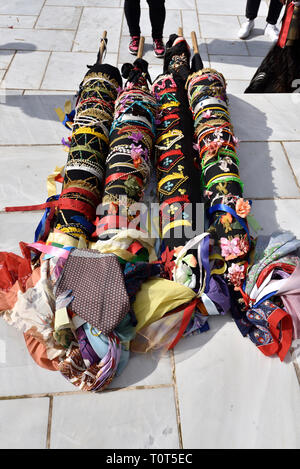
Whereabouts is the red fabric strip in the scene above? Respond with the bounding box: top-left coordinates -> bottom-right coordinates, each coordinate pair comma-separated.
268,307 -> 293,361
168,298 -> 199,350
60,186 -> 99,206
105,172 -> 143,187
128,241 -> 144,255
277,2 -> 295,48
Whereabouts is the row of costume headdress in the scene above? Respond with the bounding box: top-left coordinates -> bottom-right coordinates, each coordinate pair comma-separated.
1,30 -> 300,392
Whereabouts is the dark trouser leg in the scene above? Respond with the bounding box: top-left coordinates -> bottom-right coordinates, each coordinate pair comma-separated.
266,0 -> 283,24
147,0 -> 166,39
246,0 -> 261,20
124,0 -> 141,36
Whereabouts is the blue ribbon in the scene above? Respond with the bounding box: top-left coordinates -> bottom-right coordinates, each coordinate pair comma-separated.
34,194 -> 60,242
252,290 -> 278,309
207,203 -> 251,244
200,235 -> 211,293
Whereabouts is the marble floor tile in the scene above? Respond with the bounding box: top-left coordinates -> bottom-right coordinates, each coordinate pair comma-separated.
0,0 -> 44,15
0,89 -> 23,100
245,38 -> 273,57
226,79 -> 249,94
35,6 -> 82,30
196,0 -> 267,16
0,51 -> 15,70
109,351 -> 173,389
50,388 -> 179,449
229,94 -> 300,142
0,94 -> 68,144
41,51 -> 98,90
0,211 -> 45,255
209,55 -> 262,80
198,15 -> 241,39
0,316 -> 76,396
181,10 -> 201,37
147,64 -> 165,83
0,397 -> 49,448
0,15 -> 37,28
250,199 -> 300,239
73,7 -> 122,53
174,315 -> 300,449
46,0 -> 121,6
206,38 -> 249,56
238,141 -> 300,199
24,90 -> 74,95
0,29 -> 75,52
2,51 -> 50,89
0,145 -> 67,209
282,142 -> 300,186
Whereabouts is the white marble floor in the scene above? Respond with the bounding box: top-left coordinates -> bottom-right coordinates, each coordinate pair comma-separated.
0,0 -> 300,450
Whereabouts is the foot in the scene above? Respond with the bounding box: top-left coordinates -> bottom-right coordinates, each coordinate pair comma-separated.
238,19 -> 254,39
153,38 -> 165,57
264,23 -> 279,42
128,36 -> 140,55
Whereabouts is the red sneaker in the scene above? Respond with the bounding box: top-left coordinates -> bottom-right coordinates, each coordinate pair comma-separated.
153,39 -> 165,57
128,36 -> 140,55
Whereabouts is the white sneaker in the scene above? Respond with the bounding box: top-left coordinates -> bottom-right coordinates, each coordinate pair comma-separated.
238,19 -> 255,39
264,23 -> 279,42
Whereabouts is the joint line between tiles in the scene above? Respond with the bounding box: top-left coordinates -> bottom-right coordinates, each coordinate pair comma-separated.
39,50 -> 52,89
46,395 -> 53,449
0,383 -> 173,401
280,141 -> 300,191
71,6 -> 84,53
170,349 -> 183,450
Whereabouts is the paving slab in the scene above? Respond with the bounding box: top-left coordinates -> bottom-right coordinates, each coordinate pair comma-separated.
50,388 -> 179,449
3,51 -> 50,89
0,397 -> 49,449
174,315 -> 300,449
35,5 -> 82,30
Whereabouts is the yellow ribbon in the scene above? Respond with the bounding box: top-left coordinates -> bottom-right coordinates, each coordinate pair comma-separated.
47,166 -> 64,197
209,254 -> 227,275
162,219 -> 192,238
73,127 -> 109,144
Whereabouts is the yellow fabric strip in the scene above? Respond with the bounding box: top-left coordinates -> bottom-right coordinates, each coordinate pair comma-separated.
156,129 -> 183,144
133,277 -> 196,331
72,127 -> 109,144
47,166 -> 64,197
162,219 -> 192,238
209,254 -> 227,275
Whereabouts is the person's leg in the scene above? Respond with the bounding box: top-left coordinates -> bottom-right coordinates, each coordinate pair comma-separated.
264,0 -> 283,40
146,0 -> 166,39
146,0 -> 166,56
124,0 -> 141,37
266,0 -> 283,24
238,0 -> 261,39
245,0 -> 261,20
